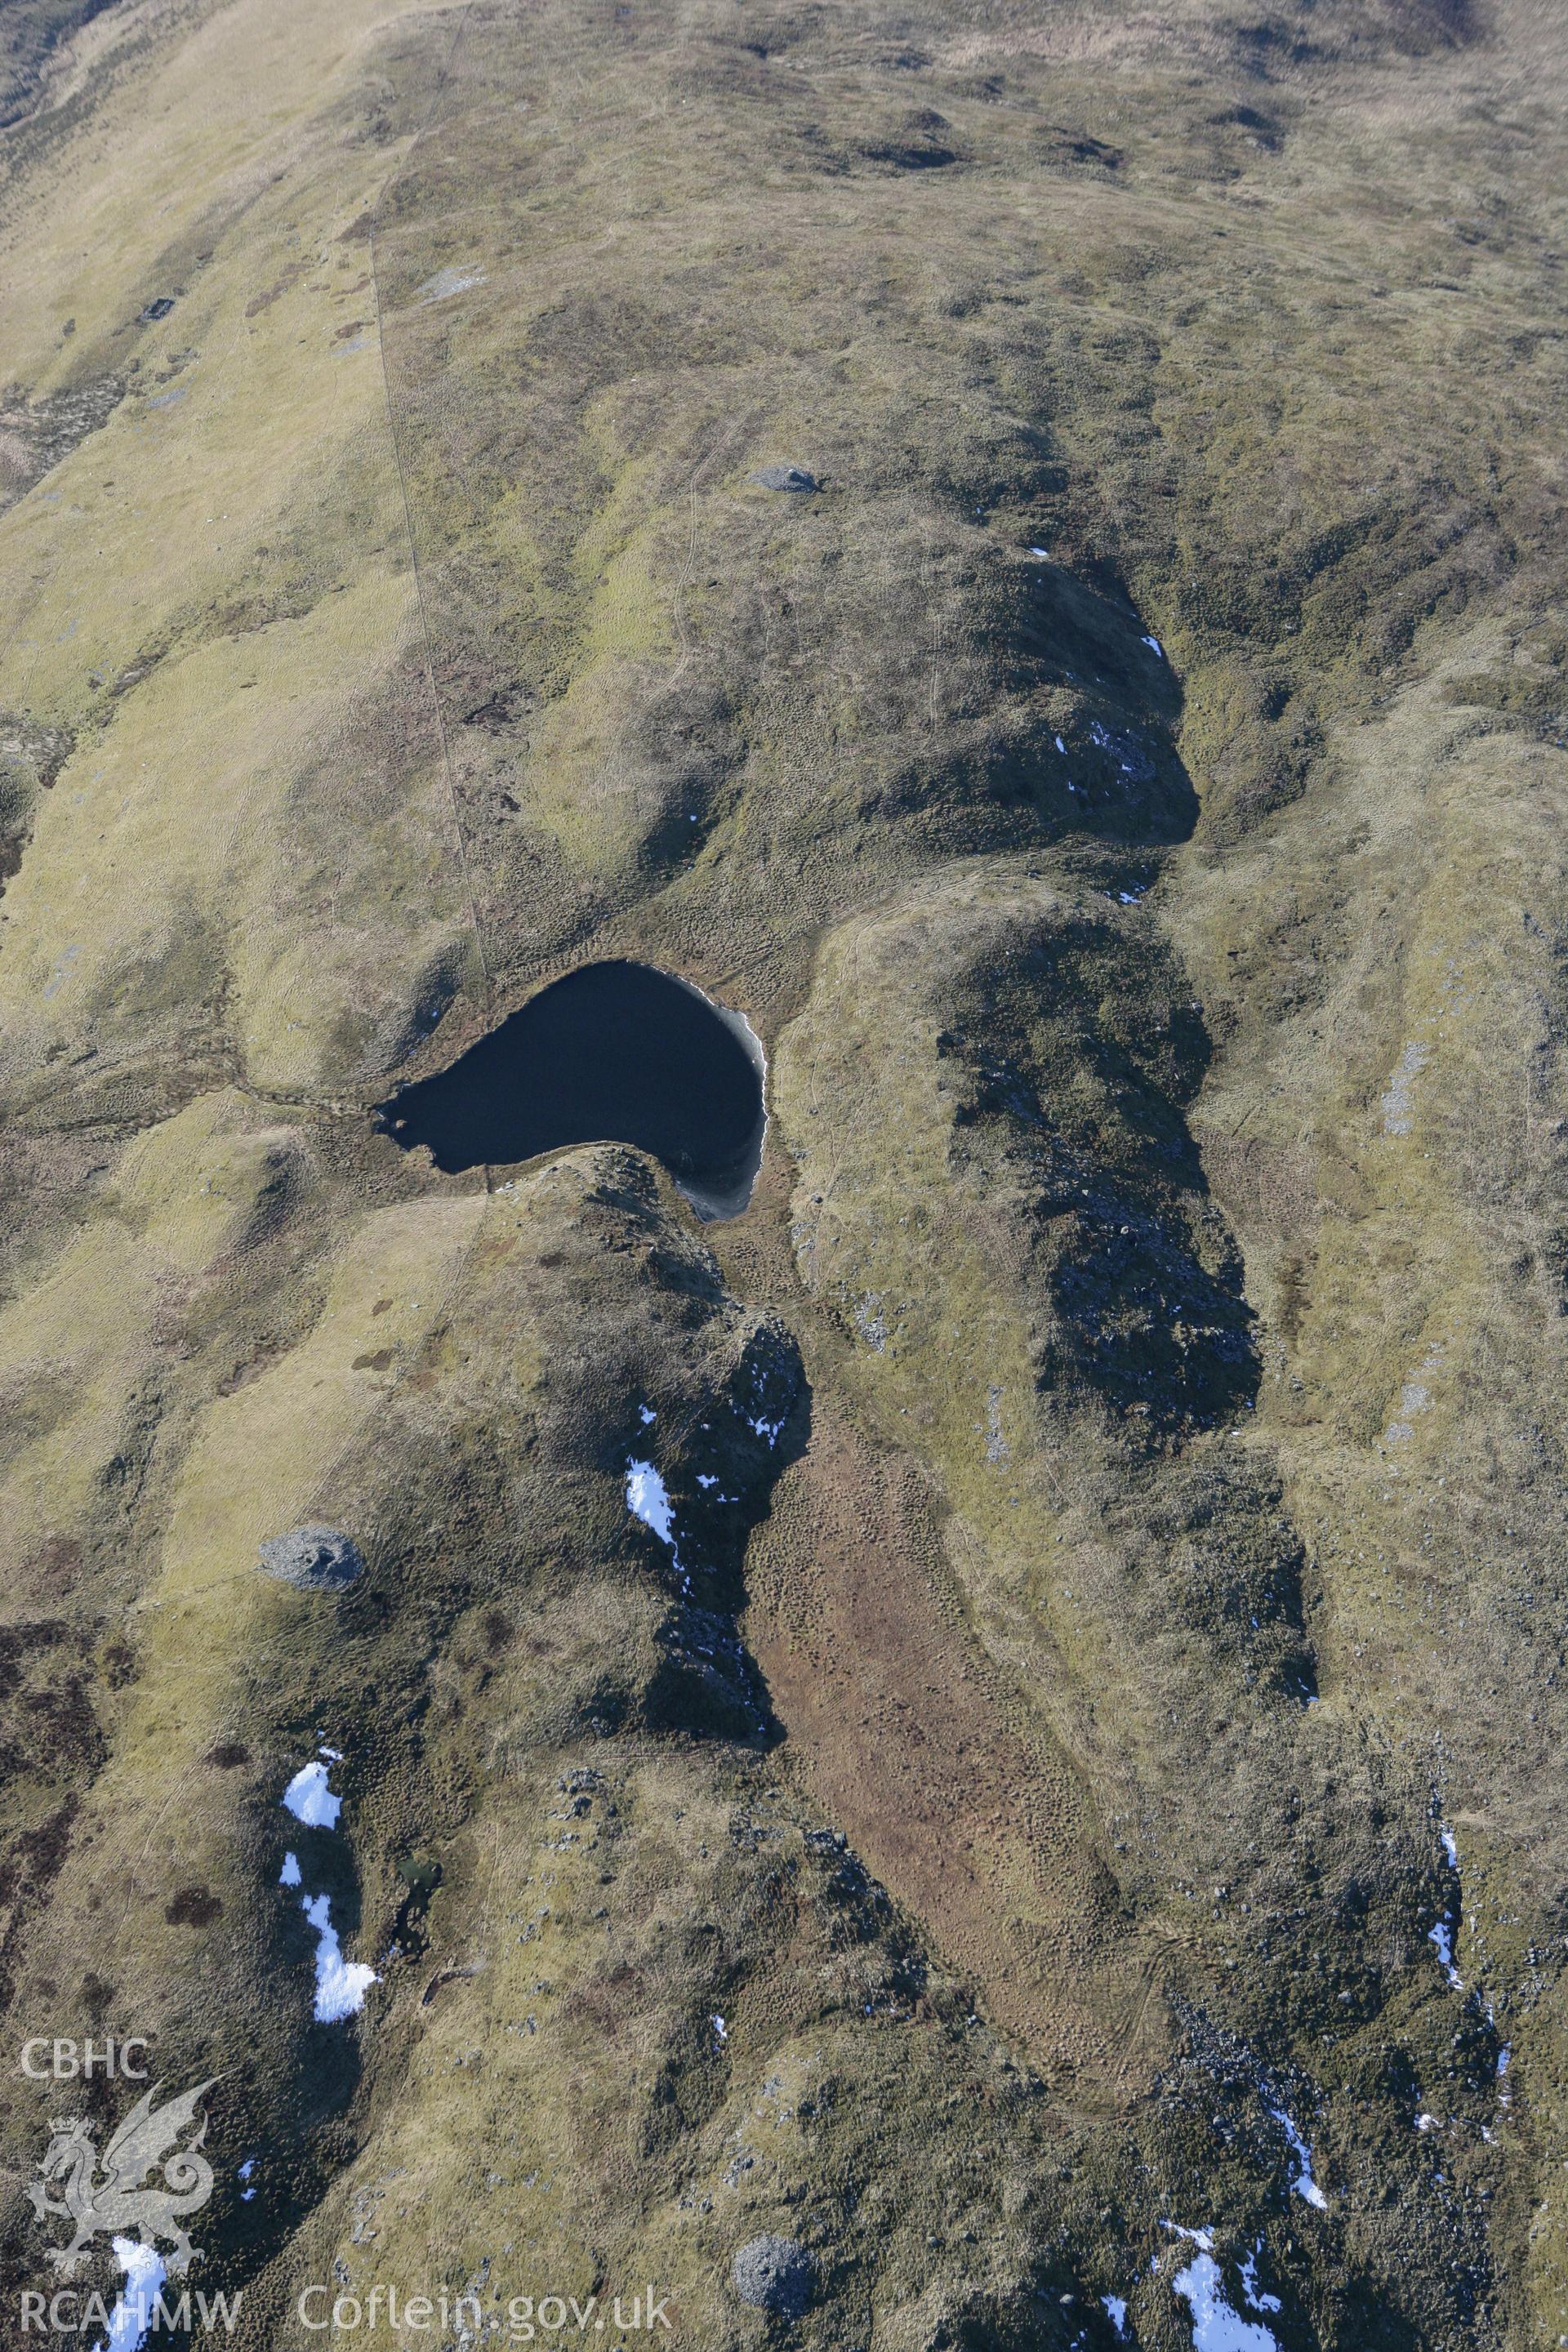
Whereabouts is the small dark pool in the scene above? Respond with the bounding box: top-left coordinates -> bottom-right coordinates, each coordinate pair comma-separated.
376,960 -> 766,1220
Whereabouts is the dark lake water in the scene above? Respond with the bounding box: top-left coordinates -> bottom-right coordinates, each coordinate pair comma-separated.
376,960 -> 766,1219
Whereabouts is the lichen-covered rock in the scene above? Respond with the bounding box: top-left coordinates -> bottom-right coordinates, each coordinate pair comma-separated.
751,465 -> 817,492
256,1526 -> 363,1591
732,2236 -> 814,2319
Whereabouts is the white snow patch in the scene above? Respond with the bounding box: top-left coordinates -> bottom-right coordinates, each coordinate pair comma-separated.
1055,734 -> 1067,755
1031,546 -> 1050,560
1102,2295 -> 1128,2337
711,2015 -> 727,2042
749,1414 -> 785,1447
1170,2249 -> 1279,2352
1264,2098 -> 1328,2210
1429,1918 -> 1463,1992
301,1891 -> 377,2022
639,1404 -> 657,1424
1238,2244 -> 1281,2315
1415,2111 -> 1441,2132
283,1758 -> 341,1831
318,1744 -> 342,1761
93,2238 -> 167,2352
278,1851 -> 302,1886
697,1472 -> 717,1489
1441,1827 -> 1459,1869
626,1456 -> 686,1573
1143,634 -> 1165,657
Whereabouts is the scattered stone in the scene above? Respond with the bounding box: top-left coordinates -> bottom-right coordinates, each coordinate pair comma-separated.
751,465 -> 817,493
416,265 -> 487,303
139,297 -> 176,322
0,379 -> 125,511
257,1526 -> 364,1591
733,2235 -> 814,2319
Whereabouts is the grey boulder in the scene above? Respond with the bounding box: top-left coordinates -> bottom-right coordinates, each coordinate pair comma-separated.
732,2235 -> 814,2319
751,465 -> 817,493
257,1526 -> 364,1591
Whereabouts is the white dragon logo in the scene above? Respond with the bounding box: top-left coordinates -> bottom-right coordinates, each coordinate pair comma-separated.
29,2079 -> 217,2278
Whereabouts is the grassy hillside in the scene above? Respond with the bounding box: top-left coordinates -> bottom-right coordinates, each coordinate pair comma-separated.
1,0 -> 1566,2344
